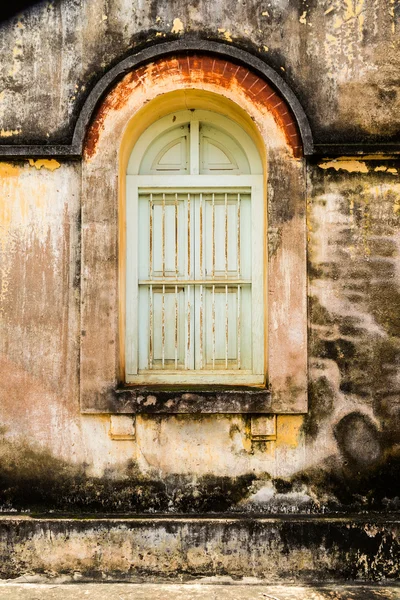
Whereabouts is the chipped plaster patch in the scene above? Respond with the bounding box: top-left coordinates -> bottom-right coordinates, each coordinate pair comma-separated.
0,129 -> 21,137
299,11 -> 307,24
0,163 -> 20,177
374,166 -> 398,174
318,160 -> 369,173
28,159 -> 61,171
218,28 -> 233,42
171,18 -> 184,34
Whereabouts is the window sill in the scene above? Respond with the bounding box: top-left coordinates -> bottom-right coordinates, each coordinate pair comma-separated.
81,386 -> 272,415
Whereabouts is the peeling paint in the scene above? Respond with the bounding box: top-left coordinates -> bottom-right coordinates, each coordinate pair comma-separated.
0,162 -> 19,177
318,160 -> 369,173
0,129 -> 20,137
28,158 -> 61,171
171,18 -> 184,34
217,28 -> 233,42
374,166 -> 398,174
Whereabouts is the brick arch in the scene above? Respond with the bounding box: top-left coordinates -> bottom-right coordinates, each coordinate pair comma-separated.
84,54 -> 303,159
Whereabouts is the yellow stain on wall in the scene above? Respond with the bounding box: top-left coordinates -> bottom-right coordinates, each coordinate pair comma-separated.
0,163 -> 20,178
299,10 -> 307,24
375,166 -> 398,174
276,415 -> 303,449
0,129 -> 21,138
28,159 -> 61,171
318,160 -> 369,173
171,18 -> 184,34
218,28 -> 233,42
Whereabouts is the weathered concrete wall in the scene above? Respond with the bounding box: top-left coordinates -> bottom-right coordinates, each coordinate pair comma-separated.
0,515 -> 398,582
0,0 -> 399,147
0,0 -> 399,518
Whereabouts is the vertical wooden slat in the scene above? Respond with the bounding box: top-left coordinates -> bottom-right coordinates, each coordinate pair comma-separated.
149,284 -> 153,369
186,284 -> 191,369
225,192 -> 228,278
149,192 -> 153,279
199,192 -> 203,278
162,284 -> 165,369
175,285 -> 178,369
212,284 -> 215,369
200,284 -> 203,369
162,192 -> 166,277
237,285 -> 241,370
187,193 -> 191,279
212,192 -> 215,278
225,284 -> 228,368
175,192 -> 178,277
190,120 -> 200,175
237,192 -> 241,277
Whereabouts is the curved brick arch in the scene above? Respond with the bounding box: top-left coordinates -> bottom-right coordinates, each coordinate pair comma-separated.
85,54 -> 303,160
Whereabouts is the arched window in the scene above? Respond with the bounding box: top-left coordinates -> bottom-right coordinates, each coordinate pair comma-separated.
80,53 -> 308,415
125,110 -> 265,385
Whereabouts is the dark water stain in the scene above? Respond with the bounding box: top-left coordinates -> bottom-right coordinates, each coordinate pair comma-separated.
0,435 -> 255,513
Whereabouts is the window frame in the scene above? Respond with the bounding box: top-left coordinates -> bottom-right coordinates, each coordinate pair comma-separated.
126,176 -> 265,385
125,110 -> 266,386
79,67 -> 308,415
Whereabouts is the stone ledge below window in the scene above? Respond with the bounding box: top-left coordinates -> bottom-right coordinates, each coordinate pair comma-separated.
81,387 -> 274,414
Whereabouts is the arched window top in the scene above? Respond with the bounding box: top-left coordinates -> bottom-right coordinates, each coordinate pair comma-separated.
127,110 -> 262,176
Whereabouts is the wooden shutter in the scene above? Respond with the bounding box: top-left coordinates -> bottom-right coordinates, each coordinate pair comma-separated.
126,112 -> 264,385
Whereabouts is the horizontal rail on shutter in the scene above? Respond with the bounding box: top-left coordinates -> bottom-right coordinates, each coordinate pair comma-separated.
138,279 -> 251,285
136,174 -> 257,188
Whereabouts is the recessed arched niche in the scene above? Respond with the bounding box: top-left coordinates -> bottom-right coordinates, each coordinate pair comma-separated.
80,54 -> 307,415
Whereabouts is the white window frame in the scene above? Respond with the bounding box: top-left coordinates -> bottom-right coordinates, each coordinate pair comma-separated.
125,112 -> 265,386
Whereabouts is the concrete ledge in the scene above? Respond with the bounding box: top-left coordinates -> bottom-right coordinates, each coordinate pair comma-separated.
0,514 -> 398,582
0,583 -> 399,600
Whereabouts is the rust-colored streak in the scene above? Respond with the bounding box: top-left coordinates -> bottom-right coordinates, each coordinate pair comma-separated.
84,70 -> 140,160
84,54 -> 303,159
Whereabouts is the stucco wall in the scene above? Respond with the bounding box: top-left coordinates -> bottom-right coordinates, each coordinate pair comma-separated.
0,0 -> 399,147
0,0 -> 399,514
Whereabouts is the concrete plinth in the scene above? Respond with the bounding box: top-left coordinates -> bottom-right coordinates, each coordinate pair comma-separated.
0,514 -> 398,582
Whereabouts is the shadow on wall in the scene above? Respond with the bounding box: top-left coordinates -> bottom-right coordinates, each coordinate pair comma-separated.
0,410 -> 399,513
0,1 -> 40,23
294,411 -> 400,511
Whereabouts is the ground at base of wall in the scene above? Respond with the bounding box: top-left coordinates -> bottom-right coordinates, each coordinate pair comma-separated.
0,583 -> 399,600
